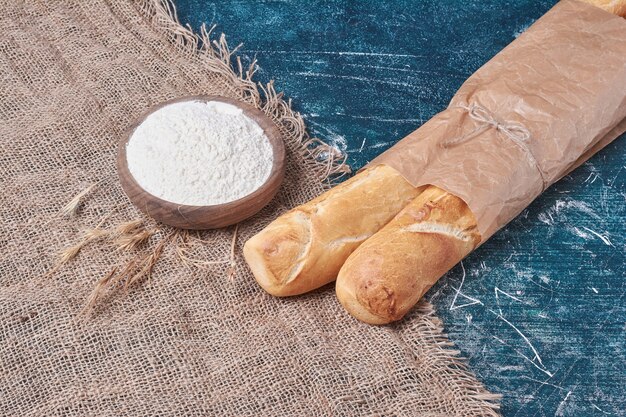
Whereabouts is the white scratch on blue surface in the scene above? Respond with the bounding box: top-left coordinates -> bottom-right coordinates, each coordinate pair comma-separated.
279,57 -> 327,65
513,22 -> 532,38
538,211 -> 554,225
495,287 -> 527,304
581,227 -> 613,247
569,226 -> 592,240
341,114 -> 423,123
590,402 -> 613,415
491,334 -> 552,377
367,141 -> 396,149
540,199 -> 602,227
306,120 -> 347,152
498,365 -> 525,372
494,286 -> 529,317
246,49 -> 427,59
556,199 -> 601,219
358,138 -> 366,153
520,375 -> 566,391
450,262 -> 483,311
293,71 -> 417,89
583,171 -> 597,184
608,165 -> 624,187
489,308 -> 552,377
499,314 -> 549,372
555,391 -> 573,416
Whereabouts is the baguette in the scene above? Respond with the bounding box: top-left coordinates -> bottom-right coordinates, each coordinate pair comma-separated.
243,165 -> 424,296
336,185 -> 481,324
580,0 -> 626,17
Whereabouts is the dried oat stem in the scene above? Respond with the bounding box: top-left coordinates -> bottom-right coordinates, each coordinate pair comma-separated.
125,233 -> 170,290
59,181 -> 101,218
58,228 -> 109,263
81,267 -> 118,316
81,231 -> 175,316
114,219 -> 145,236
113,228 -> 155,252
46,214 -> 112,278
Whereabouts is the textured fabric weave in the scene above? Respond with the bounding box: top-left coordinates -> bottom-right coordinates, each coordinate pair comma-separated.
0,1 -> 500,415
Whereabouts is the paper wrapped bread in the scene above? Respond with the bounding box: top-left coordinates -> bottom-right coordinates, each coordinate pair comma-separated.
244,0 -> 626,325
335,0 -> 626,324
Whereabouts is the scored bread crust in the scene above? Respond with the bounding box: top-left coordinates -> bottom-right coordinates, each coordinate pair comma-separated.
336,186 -> 481,324
243,165 -> 424,296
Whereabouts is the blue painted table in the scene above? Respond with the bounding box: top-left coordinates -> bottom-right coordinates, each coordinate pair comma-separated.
177,1 -> 625,415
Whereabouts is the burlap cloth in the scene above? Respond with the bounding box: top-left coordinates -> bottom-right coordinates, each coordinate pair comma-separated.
0,1 -> 500,415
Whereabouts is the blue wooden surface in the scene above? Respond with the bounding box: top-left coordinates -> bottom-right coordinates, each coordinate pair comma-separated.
176,1 -> 625,415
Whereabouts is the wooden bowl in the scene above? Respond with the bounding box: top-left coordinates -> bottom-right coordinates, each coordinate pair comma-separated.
117,95 -> 286,230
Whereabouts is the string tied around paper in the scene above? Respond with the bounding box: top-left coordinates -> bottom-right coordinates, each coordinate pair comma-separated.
441,103 -> 547,190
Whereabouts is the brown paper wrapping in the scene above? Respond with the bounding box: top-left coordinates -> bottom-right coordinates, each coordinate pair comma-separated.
368,0 -> 626,240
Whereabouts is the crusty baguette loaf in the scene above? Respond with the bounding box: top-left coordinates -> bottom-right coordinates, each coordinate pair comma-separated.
336,185 -> 481,324
579,0 -> 626,17
243,165 -> 424,296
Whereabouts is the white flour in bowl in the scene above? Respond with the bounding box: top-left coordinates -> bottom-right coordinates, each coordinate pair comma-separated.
126,100 -> 274,206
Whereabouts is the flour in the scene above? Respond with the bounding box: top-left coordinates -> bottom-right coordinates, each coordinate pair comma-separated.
126,100 -> 274,205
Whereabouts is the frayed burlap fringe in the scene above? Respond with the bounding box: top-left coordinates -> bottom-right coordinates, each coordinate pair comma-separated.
410,302 -> 503,411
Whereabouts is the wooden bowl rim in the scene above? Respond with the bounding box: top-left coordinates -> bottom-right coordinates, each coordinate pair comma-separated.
117,95 -> 286,220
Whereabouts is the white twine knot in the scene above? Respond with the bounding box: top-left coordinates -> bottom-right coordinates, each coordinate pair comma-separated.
442,103 -> 546,190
